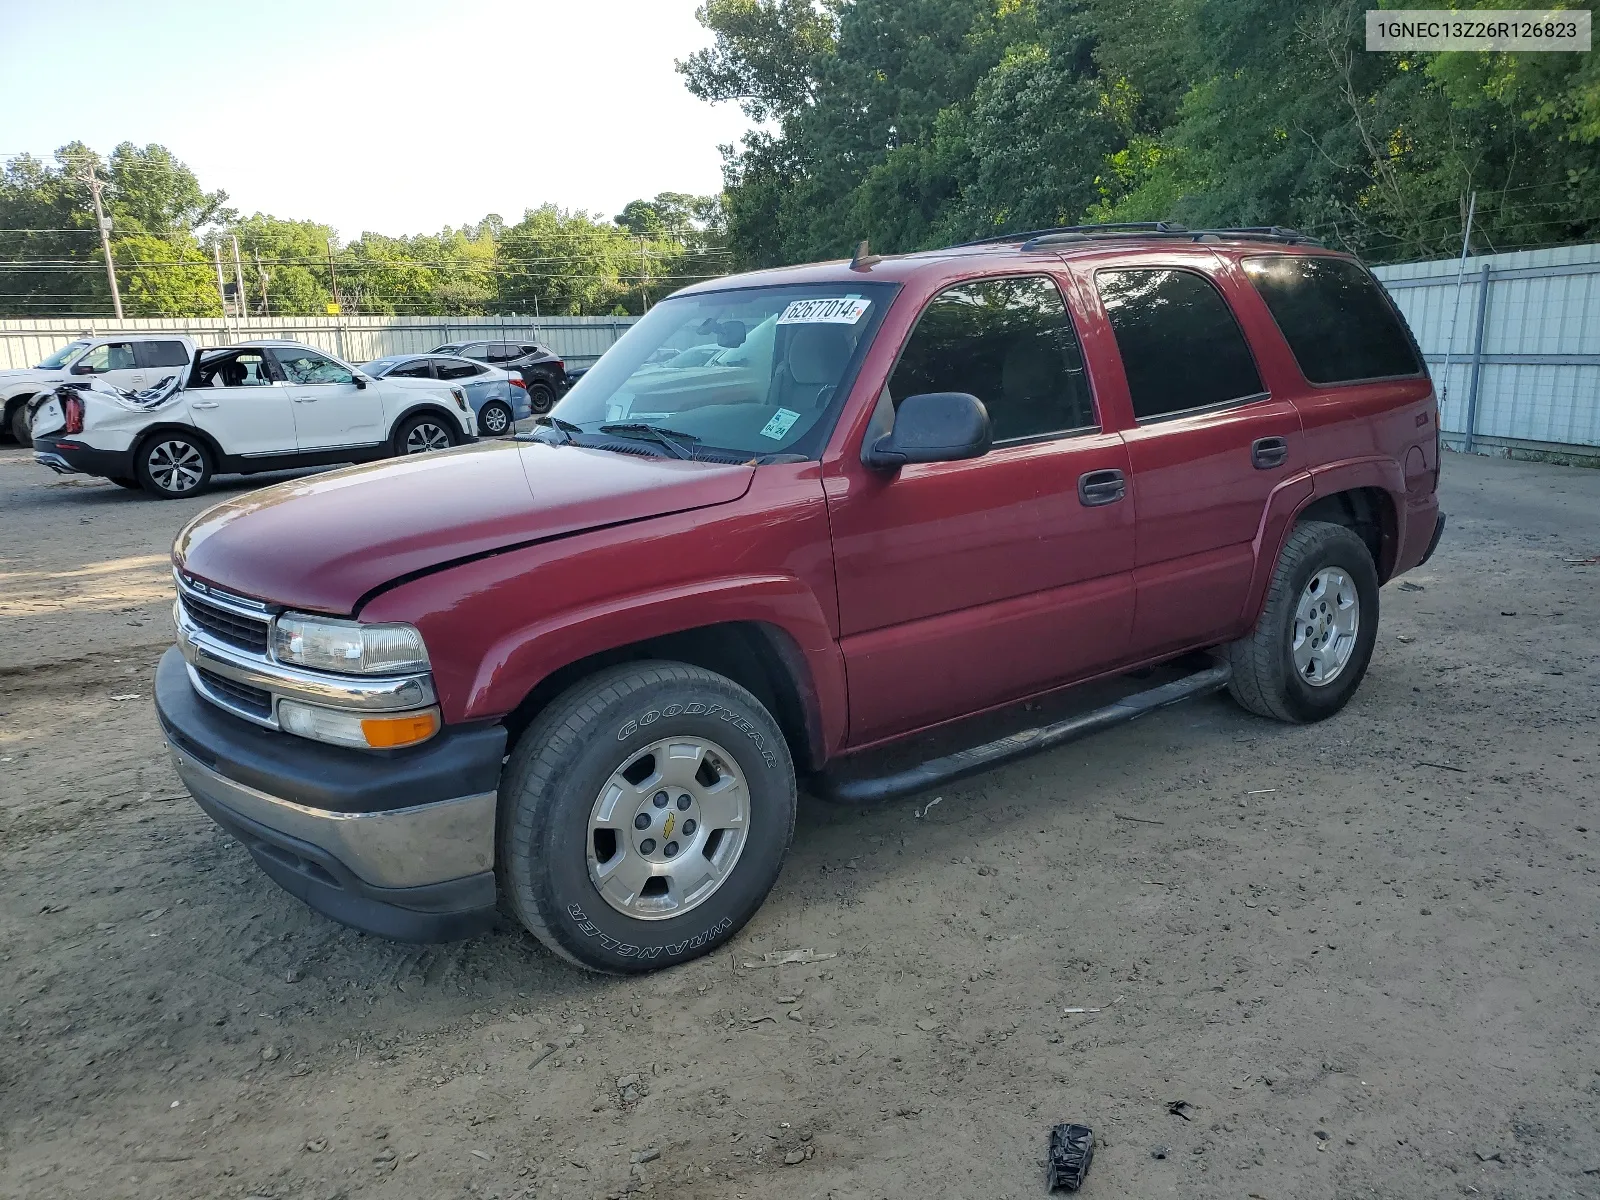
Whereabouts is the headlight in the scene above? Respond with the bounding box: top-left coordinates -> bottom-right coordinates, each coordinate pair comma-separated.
279,699 -> 440,749
272,614 -> 429,675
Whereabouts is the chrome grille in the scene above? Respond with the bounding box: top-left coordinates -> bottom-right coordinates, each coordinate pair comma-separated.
177,588 -> 270,654
195,667 -> 273,720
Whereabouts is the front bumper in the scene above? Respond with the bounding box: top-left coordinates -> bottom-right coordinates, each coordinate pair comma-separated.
156,646 -> 507,942
33,434 -> 132,478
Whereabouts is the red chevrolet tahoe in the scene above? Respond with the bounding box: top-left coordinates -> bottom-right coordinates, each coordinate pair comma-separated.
156,225 -> 1444,973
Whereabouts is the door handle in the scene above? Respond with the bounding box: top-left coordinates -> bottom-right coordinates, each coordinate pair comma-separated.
191,401 -> 219,410
1251,436 -> 1289,470
1078,468 -> 1126,507
293,396 -> 319,403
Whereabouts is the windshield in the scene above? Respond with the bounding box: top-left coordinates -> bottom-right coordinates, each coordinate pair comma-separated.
36,341 -> 91,370
550,282 -> 896,458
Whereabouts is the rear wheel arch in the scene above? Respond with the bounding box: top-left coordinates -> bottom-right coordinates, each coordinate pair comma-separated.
1294,486 -> 1397,580
502,621 -> 825,775
134,422 -> 226,469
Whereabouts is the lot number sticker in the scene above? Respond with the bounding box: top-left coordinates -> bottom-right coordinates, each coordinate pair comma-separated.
778,297 -> 871,325
760,408 -> 802,440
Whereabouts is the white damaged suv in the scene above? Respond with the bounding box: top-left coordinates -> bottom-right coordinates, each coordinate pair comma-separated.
30,340 -> 478,498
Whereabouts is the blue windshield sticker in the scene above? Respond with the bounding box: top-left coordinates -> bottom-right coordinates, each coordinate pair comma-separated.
760,408 -> 802,440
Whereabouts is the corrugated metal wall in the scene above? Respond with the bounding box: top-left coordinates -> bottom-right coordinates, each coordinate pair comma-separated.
0,315 -> 638,373
1372,243 -> 1600,453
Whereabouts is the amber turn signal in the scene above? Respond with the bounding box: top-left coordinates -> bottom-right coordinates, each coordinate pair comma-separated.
360,710 -> 441,748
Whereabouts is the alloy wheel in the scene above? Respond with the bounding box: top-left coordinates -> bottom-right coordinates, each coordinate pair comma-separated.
1292,567 -> 1360,686
148,440 -> 205,493
404,422 -> 451,453
586,736 -> 751,920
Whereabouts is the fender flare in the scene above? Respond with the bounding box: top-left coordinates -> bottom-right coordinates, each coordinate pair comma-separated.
454,574 -> 847,763
1240,457 -> 1406,625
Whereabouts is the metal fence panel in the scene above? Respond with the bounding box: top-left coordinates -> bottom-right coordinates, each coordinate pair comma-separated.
0,315 -> 638,373
1372,243 -> 1600,453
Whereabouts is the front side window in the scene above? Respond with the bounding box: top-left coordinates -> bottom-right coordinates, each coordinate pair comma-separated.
457,343 -> 489,361
37,340 -> 90,370
274,349 -> 354,385
1096,268 -> 1264,420
888,275 -> 1096,443
77,342 -> 136,373
387,359 -> 436,379
1243,255 -> 1422,384
550,282 -> 894,458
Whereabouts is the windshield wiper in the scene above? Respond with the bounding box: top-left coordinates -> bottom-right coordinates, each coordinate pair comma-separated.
521,414 -> 581,445
599,422 -> 701,460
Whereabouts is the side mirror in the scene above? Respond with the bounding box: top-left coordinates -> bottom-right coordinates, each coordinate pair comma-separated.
863,391 -> 991,470
70,361 -> 96,375
352,373 -> 370,389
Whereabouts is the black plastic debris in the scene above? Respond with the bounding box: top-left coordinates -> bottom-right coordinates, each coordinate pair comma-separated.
1048,1123 -> 1095,1192
1166,1099 -> 1195,1121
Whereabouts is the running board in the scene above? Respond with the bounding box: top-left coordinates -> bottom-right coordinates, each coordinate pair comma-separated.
812,660 -> 1233,805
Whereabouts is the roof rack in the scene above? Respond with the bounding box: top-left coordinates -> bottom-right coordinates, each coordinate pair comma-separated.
948,222 -> 1321,251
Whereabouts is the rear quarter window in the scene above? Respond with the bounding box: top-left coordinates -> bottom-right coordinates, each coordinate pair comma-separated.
1242,256 -> 1422,384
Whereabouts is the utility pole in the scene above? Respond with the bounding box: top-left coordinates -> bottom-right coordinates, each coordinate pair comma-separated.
81,161 -> 124,321
638,238 -> 651,310
212,243 -> 234,340
1438,189 -> 1477,409
254,249 -> 271,317
230,235 -> 249,327
325,238 -> 345,312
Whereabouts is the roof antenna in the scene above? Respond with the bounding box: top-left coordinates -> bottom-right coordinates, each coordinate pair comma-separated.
849,239 -> 882,271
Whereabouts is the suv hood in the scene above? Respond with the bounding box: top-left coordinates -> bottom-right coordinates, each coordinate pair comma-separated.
174,440 -> 755,614
0,367 -> 61,390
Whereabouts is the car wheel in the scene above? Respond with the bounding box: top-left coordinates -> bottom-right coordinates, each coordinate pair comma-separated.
395,413 -> 457,455
135,432 -> 213,499
498,661 -> 797,974
527,382 -> 555,415
8,400 -> 33,448
109,476 -> 141,490
1225,520 -> 1380,723
478,400 -> 513,436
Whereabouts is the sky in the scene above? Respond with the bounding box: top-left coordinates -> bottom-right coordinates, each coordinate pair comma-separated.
0,0 -> 752,240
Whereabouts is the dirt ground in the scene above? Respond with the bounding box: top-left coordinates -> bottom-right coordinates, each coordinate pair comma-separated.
1,444 -> 1597,1200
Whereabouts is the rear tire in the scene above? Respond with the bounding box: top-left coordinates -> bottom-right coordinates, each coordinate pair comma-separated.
527,382 -> 555,415
1225,520 -> 1379,723
393,412 -> 458,455
478,400 -> 513,436
498,661 -> 797,974
134,432 -> 213,499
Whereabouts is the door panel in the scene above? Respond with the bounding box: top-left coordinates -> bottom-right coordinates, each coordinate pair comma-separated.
1083,259 -> 1309,656
832,433 -> 1135,744
271,348 -> 386,450
186,383 -> 296,457
1121,399 -> 1308,652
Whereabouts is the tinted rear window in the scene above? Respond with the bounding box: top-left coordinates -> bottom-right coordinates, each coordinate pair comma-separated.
142,340 -> 190,367
1243,256 -> 1421,384
1095,268 -> 1264,420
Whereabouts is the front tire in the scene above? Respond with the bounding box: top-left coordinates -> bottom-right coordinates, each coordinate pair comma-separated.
478,400 -> 513,436
498,661 -> 797,974
1225,520 -> 1380,723
9,400 -> 33,447
394,412 -> 457,456
134,432 -> 213,499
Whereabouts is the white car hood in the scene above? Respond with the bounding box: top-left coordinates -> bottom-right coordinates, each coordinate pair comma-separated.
0,368 -> 63,391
